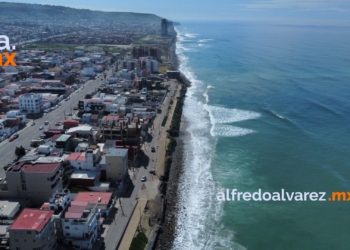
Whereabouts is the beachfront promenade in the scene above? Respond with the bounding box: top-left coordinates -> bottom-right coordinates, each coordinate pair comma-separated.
99,80 -> 179,250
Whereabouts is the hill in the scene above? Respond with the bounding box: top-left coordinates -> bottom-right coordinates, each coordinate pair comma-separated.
0,2 -> 161,22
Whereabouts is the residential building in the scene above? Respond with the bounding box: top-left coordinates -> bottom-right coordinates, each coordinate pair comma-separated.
105,148 -> 128,182
9,209 -> 57,250
6,160 -> 63,205
18,93 -> 43,114
61,201 -> 100,249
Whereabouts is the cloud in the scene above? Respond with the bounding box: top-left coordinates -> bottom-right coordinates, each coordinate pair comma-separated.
243,0 -> 350,12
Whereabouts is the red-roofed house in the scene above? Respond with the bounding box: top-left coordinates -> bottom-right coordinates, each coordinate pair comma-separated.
66,150 -> 94,170
74,191 -> 114,216
9,209 -> 57,250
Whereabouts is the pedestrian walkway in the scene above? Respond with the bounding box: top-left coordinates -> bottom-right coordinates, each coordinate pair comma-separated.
118,199 -> 148,250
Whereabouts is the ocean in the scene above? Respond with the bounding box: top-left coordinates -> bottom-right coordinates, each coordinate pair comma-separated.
172,21 -> 350,250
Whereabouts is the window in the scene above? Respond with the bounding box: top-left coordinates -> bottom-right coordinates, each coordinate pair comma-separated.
65,226 -> 70,229
27,231 -> 32,234
15,239 -> 19,242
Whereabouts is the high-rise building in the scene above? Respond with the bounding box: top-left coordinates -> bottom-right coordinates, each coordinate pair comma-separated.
161,18 -> 168,36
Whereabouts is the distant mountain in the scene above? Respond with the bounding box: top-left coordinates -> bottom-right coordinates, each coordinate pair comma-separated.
0,2 -> 161,22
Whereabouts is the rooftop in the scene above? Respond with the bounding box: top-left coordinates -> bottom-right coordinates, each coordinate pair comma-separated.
106,147 -> 128,157
56,134 -> 71,142
10,209 -> 54,232
8,162 -> 61,173
74,191 -> 113,205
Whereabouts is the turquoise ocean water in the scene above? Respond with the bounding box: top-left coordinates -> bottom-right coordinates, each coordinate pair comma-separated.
173,21 -> 350,250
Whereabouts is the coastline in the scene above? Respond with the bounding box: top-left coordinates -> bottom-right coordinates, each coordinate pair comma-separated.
154,33 -> 191,249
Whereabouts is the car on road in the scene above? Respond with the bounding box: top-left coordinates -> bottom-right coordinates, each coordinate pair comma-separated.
31,122 -> 35,126
8,136 -> 14,142
13,134 -> 19,139
39,126 -> 44,130
55,122 -> 61,126
44,109 -> 49,113
7,160 -> 15,166
65,97 -> 70,101
141,176 -> 147,182
151,146 -> 156,152
73,106 -> 79,110
45,121 -> 49,125
67,113 -> 73,116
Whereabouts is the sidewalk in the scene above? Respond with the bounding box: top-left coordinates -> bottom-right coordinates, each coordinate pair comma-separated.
118,199 -> 148,250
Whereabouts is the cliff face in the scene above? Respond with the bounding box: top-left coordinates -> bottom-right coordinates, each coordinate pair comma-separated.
0,2 -> 161,22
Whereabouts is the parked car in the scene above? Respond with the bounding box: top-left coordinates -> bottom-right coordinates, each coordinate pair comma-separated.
45,121 -> 49,125
55,122 -> 61,126
31,122 -> 35,126
141,176 -> 147,182
151,146 -> 156,152
7,160 -> 15,166
67,113 -> 73,116
39,126 -> 44,130
8,136 -> 14,142
73,106 -> 79,110
13,134 -> 19,139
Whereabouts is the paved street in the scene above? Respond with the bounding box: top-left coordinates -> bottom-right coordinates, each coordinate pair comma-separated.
103,80 -> 176,250
0,67 -> 114,177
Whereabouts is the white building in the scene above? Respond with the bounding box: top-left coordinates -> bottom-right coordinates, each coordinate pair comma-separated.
82,66 -> 95,76
62,202 -> 100,249
18,93 -> 43,114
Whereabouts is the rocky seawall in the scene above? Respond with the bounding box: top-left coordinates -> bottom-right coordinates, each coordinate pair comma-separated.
154,32 -> 191,250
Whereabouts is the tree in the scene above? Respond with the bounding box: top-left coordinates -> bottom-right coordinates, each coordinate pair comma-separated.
14,147 -> 20,159
19,146 -> 26,157
15,146 -> 26,159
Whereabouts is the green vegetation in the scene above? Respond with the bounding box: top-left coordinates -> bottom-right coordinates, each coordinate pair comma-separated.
161,116 -> 168,127
23,42 -> 76,51
167,137 -> 177,151
129,232 -> 148,250
15,146 -> 26,159
0,2 -> 161,22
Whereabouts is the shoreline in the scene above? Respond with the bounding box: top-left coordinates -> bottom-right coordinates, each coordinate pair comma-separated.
154,30 -> 191,249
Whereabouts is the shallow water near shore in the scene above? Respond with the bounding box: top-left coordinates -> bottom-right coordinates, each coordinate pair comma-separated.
173,21 -> 350,250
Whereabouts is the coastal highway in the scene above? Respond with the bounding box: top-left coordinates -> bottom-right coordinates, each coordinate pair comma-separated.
103,80 -> 176,250
0,67 -> 114,178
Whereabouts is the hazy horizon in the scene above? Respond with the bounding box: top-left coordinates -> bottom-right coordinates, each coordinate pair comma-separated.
2,0 -> 350,26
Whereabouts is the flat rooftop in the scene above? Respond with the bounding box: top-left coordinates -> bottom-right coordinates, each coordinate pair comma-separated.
74,191 -> 113,205
10,209 -> 54,232
8,162 -> 60,173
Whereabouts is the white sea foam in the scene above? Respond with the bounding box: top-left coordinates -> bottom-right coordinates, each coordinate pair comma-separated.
207,105 -> 261,124
207,85 -> 215,89
172,27 -> 247,250
184,32 -> 198,38
198,38 -> 213,43
212,124 -> 256,137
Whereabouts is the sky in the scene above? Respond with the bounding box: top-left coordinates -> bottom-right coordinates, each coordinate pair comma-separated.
5,0 -> 350,25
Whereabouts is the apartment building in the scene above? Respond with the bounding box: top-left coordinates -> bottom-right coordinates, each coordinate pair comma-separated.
62,201 -> 100,249
105,148 -> 128,182
6,161 -> 63,205
9,209 -> 57,250
18,93 -> 43,114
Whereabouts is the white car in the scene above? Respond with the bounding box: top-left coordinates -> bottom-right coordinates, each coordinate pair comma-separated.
141,176 -> 147,182
39,126 -> 44,130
